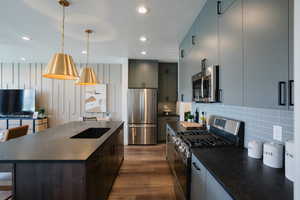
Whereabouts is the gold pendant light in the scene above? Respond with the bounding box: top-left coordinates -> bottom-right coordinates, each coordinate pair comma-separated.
76,30 -> 99,85
43,0 -> 79,80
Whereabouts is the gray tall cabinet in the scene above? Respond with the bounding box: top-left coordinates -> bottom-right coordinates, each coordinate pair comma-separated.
243,0 -> 291,109
178,0 -> 218,102
178,0 -> 294,110
219,0 -> 243,105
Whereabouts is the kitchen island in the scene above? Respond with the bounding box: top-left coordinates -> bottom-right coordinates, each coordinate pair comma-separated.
0,121 -> 124,200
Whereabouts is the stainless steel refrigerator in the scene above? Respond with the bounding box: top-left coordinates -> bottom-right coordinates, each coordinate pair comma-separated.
128,89 -> 157,145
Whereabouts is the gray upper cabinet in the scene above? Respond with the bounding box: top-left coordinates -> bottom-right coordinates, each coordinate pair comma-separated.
158,63 -> 178,102
128,59 -> 158,88
219,0 -> 243,105
178,0 -> 218,102
196,0 -> 219,66
219,0 -> 237,13
244,0 -> 289,109
288,0 -> 294,110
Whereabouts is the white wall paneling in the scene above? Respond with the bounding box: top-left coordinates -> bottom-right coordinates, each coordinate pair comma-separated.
0,63 -> 123,127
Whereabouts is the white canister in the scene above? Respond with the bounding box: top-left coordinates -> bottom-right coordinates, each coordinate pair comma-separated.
263,142 -> 284,168
285,140 -> 294,182
248,140 -> 263,159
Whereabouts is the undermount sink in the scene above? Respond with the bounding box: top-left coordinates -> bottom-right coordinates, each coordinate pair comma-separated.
71,128 -> 110,139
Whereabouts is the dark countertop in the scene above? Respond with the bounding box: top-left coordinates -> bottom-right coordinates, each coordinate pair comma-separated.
192,147 -> 293,200
0,121 -> 123,162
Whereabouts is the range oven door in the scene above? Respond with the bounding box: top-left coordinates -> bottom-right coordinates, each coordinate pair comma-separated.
173,146 -> 190,200
166,129 -> 175,175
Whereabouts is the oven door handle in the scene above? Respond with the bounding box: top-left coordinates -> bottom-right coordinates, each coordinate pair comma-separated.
192,162 -> 201,171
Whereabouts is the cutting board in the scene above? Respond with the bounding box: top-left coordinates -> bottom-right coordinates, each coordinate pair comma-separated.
180,121 -> 203,130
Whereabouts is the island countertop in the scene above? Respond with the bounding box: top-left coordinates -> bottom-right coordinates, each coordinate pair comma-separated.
0,121 -> 123,162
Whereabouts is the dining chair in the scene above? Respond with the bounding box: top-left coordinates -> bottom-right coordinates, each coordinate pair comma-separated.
0,126 -> 29,200
3,125 -> 29,142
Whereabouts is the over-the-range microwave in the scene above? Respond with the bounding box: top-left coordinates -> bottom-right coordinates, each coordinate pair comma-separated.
192,65 -> 220,103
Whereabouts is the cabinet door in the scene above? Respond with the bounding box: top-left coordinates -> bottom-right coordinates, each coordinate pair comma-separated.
128,60 -> 158,88
206,172 -> 233,200
220,0 -> 237,13
288,0 -> 294,110
191,155 -> 207,200
196,0 -> 219,67
158,63 -> 178,102
219,0 -> 243,105
244,0 -> 289,109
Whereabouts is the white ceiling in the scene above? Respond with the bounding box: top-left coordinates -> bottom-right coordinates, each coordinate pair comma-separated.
0,0 -> 206,63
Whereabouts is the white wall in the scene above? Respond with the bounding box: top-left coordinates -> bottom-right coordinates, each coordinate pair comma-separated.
0,62 -> 125,128
121,58 -> 129,145
294,0 -> 300,199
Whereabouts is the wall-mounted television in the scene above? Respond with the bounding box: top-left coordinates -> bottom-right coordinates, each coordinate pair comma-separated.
0,89 -> 35,117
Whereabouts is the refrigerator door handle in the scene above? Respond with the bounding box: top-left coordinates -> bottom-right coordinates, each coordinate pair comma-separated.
129,124 -> 157,128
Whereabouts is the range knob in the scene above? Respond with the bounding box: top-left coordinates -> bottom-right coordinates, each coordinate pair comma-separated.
179,144 -> 186,153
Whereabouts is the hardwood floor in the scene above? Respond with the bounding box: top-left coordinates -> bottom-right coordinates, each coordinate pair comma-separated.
108,144 -> 175,200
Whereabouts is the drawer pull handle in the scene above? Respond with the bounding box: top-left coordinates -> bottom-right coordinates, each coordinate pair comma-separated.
192,162 -> 201,171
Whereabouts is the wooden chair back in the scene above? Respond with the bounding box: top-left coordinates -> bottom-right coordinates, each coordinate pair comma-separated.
3,125 -> 29,142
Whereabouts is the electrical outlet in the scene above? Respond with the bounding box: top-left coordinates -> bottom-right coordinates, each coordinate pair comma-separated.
273,125 -> 283,141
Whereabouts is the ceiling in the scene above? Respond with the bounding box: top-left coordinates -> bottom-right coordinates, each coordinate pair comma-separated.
0,0 -> 206,63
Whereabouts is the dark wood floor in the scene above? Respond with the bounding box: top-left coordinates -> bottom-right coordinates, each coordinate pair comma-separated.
108,144 -> 175,200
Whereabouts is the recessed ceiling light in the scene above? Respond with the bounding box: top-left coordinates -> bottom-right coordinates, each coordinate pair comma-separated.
137,6 -> 148,14
141,51 -> 147,55
82,50 -> 87,54
22,36 -> 31,41
140,36 -> 147,42
21,57 -> 26,61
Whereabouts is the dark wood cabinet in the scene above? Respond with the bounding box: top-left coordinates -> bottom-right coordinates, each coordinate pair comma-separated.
14,125 -> 124,200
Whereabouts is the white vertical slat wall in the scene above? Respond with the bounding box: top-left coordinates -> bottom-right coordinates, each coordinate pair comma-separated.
0,63 -> 123,127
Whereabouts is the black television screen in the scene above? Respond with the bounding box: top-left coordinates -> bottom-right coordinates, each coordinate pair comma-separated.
0,89 -> 35,116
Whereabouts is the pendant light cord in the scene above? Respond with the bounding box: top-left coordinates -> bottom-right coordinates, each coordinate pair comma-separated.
86,32 -> 90,67
61,5 -> 65,53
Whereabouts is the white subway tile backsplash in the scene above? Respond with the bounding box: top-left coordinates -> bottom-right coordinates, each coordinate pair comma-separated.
192,103 -> 294,148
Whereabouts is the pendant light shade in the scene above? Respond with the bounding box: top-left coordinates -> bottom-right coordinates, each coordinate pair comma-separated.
43,0 -> 79,80
43,53 -> 79,80
76,67 -> 99,85
76,29 -> 100,85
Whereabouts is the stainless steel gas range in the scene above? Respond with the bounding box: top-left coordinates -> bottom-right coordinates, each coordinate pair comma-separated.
166,116 -> 244,200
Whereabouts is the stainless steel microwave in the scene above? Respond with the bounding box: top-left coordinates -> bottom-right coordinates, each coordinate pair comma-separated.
192,65 -> 219,103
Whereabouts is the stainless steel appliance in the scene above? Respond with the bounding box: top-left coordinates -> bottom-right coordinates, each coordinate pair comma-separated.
128,89 -> 157,144
192,65 -> 219,103
166,116 -> 244,200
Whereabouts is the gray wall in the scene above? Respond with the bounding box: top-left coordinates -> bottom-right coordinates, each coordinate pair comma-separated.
0,63 -> 123,127
192,103 -> 294,148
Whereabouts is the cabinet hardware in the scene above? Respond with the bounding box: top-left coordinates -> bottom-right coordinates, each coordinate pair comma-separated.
192,162 -> 201,171
278,81 -> 287,106
218,89 -> 223,103
180,49 -> 185,58
192,35 -> 196,45
289,80 -> 294,106
217,1 -> 222,15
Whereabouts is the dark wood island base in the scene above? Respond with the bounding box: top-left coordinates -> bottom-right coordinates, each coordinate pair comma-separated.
0,121 -> 124,200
